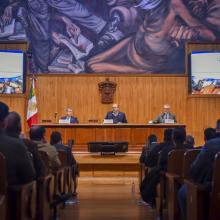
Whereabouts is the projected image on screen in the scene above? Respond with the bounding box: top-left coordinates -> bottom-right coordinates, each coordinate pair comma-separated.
191,52 -> 220,95
0,50 -> 24,94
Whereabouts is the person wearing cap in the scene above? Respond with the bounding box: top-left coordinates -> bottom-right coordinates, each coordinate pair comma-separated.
153,104 -> 177,123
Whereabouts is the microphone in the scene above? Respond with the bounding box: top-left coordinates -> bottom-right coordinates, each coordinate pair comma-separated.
54,112 -> 58,122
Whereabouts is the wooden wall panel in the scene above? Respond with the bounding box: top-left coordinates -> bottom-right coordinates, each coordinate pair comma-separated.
1,42 -> 220,146
2,74 -> 220,146
32,75 -> 220,146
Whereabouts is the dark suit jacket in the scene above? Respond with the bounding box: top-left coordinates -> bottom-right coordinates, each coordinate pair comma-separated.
139,143 -> 158,164
190,137 -> 220,185
54,143 -> 79,175
54,143 -> 77,166
158,143 -> 191,171
0,131 -> 36,185
61,116 -> 79,124
153,113 -> 177,124
23,139 -> 47,178
105,111 -> 127,124
144,141 -> 173,168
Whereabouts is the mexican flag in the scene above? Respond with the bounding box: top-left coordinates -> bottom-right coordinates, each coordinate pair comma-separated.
27,78 -> 38,127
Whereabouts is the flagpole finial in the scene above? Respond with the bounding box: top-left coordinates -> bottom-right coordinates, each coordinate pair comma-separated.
30,74 -> 37,81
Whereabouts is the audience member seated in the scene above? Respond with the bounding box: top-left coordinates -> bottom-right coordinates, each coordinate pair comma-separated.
185,135 -> 195,148
30,125 -> 61,172
178,119 -> 220,220
159,127 -> 192,171
139,134 -> 157,164
140,127 -> 190,207
0,102 -> 36,185
144,129 -> 173,168
204,127 -> 216,144
60,108 -> 79,124
50,131 -> 79,176
215,119 -> 220,138
5,111 -> 47,178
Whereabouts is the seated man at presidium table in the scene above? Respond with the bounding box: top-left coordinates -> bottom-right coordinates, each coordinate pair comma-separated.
60,108 -> 79,124
104,103 -> 127,124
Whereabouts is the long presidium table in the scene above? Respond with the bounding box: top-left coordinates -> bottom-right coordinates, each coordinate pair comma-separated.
38,123 -> 186,152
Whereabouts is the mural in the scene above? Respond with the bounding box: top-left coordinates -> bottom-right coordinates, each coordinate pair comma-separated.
0,0 -> 220,74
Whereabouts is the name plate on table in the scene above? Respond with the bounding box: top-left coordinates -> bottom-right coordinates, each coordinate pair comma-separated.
164,119 -> 175,124
59,119 -> 70,124
103,119 -> 114,124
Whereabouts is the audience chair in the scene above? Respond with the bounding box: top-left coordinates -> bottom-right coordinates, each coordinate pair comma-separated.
0,153 -> 6,220
185,152 -> 220,220
165,149 -> 186,220
37,174 -> 54,220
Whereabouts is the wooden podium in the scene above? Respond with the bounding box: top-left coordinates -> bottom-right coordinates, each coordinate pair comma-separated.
35,123 -> 185,152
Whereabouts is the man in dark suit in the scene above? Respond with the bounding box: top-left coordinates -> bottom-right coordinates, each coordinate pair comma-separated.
50,131 -> 79,193
50,131 -> 78,168
143,129 -> 173,168
0,102 -> 36,185
61,108 -> 79,124
141,127 -> 190,207
105,103 -> 127,124
153,104 -> 177,123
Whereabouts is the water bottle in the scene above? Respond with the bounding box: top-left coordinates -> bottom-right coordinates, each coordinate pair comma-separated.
131,181 -> 135,198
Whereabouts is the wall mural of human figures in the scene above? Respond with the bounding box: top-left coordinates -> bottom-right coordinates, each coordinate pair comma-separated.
0,0 -> 220,74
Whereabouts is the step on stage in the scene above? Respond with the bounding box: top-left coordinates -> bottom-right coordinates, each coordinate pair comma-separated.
75,152 -> 140,179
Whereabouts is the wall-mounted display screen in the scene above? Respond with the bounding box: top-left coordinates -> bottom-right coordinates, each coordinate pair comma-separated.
0,50 -> 26,94
189,51 -> 220,95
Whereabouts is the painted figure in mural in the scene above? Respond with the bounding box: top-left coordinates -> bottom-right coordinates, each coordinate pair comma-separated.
0,0 -> 220,73
87,0 -> 218,73
0,0 -> 124,72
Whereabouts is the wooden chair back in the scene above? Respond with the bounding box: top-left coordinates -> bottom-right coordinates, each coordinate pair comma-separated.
167,149 -> 186,174
0,153 -> 6,220
67,139 -> 74,149
54,169 -> 65,196
186,151 -> 220,220
37,174 -> 54,220
155,151 -> 164,219
166,149 -> 186,220
9,181 -> 37,220
183,149 -> 201,179
209,152 -> 220,220
58,150 -> 68,167
39,151 -> 50,170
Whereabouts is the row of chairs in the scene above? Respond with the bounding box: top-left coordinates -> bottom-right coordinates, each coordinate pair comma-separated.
140,149 -> 220,220
0,150 -> 77,220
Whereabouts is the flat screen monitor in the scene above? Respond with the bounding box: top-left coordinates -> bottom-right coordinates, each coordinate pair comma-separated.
0,50 -> 26,94
189,51 -> 220,95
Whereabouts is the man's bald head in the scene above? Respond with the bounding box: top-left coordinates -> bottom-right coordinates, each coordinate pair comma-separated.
112,103 -> 119,114
163,104 -> 171,114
